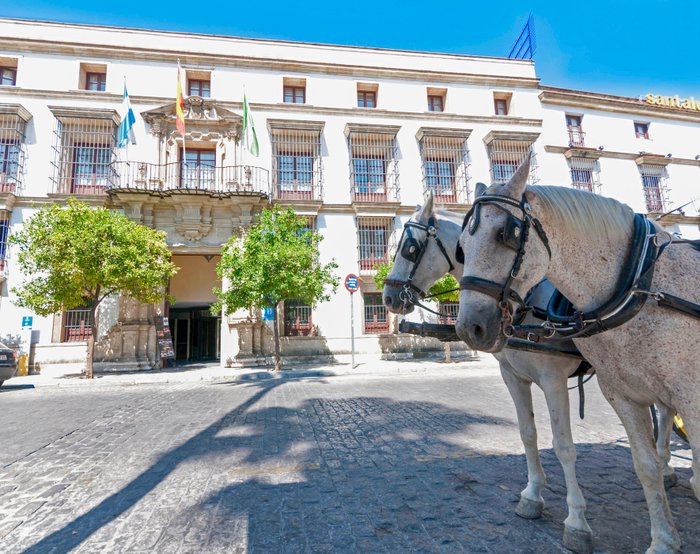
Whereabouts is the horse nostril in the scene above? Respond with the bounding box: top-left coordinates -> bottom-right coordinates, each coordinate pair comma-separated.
384,296 -> 394,308
471,324 -> 485,342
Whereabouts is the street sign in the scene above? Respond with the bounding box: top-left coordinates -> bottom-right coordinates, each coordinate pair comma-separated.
21,316 -> 33,329
263,306 -> 275,321
344,273 -> 360,294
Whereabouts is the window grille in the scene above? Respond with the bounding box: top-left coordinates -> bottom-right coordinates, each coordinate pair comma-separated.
357,217 -> 394,271
419,134 -> 470,203
348,130 -> 399,202
0,213 -> 9,272
51,115 -> 117,195
486,140 -> 538,185
0,113 -> 26,193
439,302 -> 459,324
363,293 -> 389,334
63,307 -> 92,342
639,164 -> 669,213
428,95 -> 444,112
284,300 -> 313,336
270,127 -> 322,200
568,157 -> 600,193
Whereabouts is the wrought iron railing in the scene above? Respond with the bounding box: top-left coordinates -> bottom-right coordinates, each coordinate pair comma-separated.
438,302 -> 459,324
364,300 -> 389,334
567,128 -> 585,147
284,302 -> 313,336
643,185 -> 666,213
108,161 -> 271,197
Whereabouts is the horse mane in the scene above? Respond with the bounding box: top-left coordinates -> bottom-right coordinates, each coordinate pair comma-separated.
433,207 -> 464,226
529,185 -> 635,243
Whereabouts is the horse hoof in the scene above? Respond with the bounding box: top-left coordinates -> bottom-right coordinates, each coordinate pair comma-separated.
664,472 -> 678,490
563,527 -> 593,554
515,497 -> 544,519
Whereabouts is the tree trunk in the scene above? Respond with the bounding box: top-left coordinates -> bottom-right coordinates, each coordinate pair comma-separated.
272,301 -> 282,371
85,298 -> 99,379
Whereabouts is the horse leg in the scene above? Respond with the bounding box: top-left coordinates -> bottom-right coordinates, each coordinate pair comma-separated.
598,379 -> 681,553
655,404 -> 678,489
680,417 -> 700,501
499,364 -> 546,519
539,375 -> 592,553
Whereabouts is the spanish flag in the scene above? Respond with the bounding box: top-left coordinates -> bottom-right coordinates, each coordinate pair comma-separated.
175,60 -> 186,136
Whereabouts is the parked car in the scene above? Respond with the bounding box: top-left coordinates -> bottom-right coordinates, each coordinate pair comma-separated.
0,342 -> 18,387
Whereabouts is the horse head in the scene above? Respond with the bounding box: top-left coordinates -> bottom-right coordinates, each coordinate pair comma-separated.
455,153 -> 550,351
383,191 -> 463,314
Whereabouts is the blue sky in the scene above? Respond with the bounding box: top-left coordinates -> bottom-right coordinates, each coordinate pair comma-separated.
3,1 -> 699,98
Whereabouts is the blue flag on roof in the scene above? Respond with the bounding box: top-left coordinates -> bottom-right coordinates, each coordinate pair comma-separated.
118,80 -> 136,148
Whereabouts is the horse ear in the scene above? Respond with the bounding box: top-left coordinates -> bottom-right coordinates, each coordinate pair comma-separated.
503,152 -> 532,196
474,182 -> 487,198
423,190 -> 434,216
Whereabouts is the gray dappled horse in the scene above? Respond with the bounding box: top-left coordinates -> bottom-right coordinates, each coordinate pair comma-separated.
384,192 -> 679,554
456,156 -> 699,554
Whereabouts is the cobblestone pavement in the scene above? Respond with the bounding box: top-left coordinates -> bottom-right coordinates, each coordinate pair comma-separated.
0,366 -> 696,553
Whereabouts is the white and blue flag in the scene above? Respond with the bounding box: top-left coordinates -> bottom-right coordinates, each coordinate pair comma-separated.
118,80 -> 136,148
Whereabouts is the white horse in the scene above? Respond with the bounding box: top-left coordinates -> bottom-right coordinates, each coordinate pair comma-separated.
455,157 -> 699,553
384,193 -> 680,553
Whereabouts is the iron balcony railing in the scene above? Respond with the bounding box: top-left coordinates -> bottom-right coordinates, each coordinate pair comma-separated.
567,127 -> 586,147
107,161 -> 271,197
643,185 -> 666,213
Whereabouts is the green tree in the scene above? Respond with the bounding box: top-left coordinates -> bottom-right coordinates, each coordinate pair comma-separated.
214,206 -> 339,371
10,199 -> 178,378
373,261 -> 459,301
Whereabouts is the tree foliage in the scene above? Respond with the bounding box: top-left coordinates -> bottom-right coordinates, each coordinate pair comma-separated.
214,206 -> 339,369
10,198 -> 178,377
373,261 -> 459,301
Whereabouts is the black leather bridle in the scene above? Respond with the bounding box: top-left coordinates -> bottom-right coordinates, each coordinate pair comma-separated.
384,216 -> 455,313
458,193 -> 551,335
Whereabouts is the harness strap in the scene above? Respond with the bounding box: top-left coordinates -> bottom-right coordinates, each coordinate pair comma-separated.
459,276 -> 527,308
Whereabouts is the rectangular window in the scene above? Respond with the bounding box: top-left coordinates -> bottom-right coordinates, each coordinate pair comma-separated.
85,72 -> 106,92
51,113 -> 117,195
62,307 -> 92,342
639,164 -> 667,213
494,98 -> 508,115
347,127 -> 399,202
635,122 -> 650,139
284,85 -> 305,104
566,115 -> 585,146
358,90 -> 377,108
357,217 -> 393,271
0,67 -> 16,86
270,124 -> 323,200
428,95 -> 444,112
363,293 -> 389,334
181,149 -> 216,189
284,300 -> 313,336
188,79 -> 211,97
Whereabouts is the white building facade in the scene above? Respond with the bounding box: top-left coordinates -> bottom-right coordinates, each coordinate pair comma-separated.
0,19 -> 697,373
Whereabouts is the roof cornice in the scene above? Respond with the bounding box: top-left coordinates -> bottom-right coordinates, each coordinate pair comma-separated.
539,86 -> 700,124
0,36 -> 540,88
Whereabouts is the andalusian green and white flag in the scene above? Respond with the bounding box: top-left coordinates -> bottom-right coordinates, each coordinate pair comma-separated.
242,93 -> 259,157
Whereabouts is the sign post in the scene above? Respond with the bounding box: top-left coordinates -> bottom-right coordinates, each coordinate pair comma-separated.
344,274 -> 360,369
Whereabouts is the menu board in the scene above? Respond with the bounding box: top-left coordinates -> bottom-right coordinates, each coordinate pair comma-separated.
154,316 -> 175,360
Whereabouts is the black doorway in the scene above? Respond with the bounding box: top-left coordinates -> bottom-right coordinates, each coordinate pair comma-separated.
169,306 -> 220,363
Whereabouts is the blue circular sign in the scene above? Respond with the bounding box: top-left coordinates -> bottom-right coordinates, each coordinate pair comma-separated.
345,273 -> 360,293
